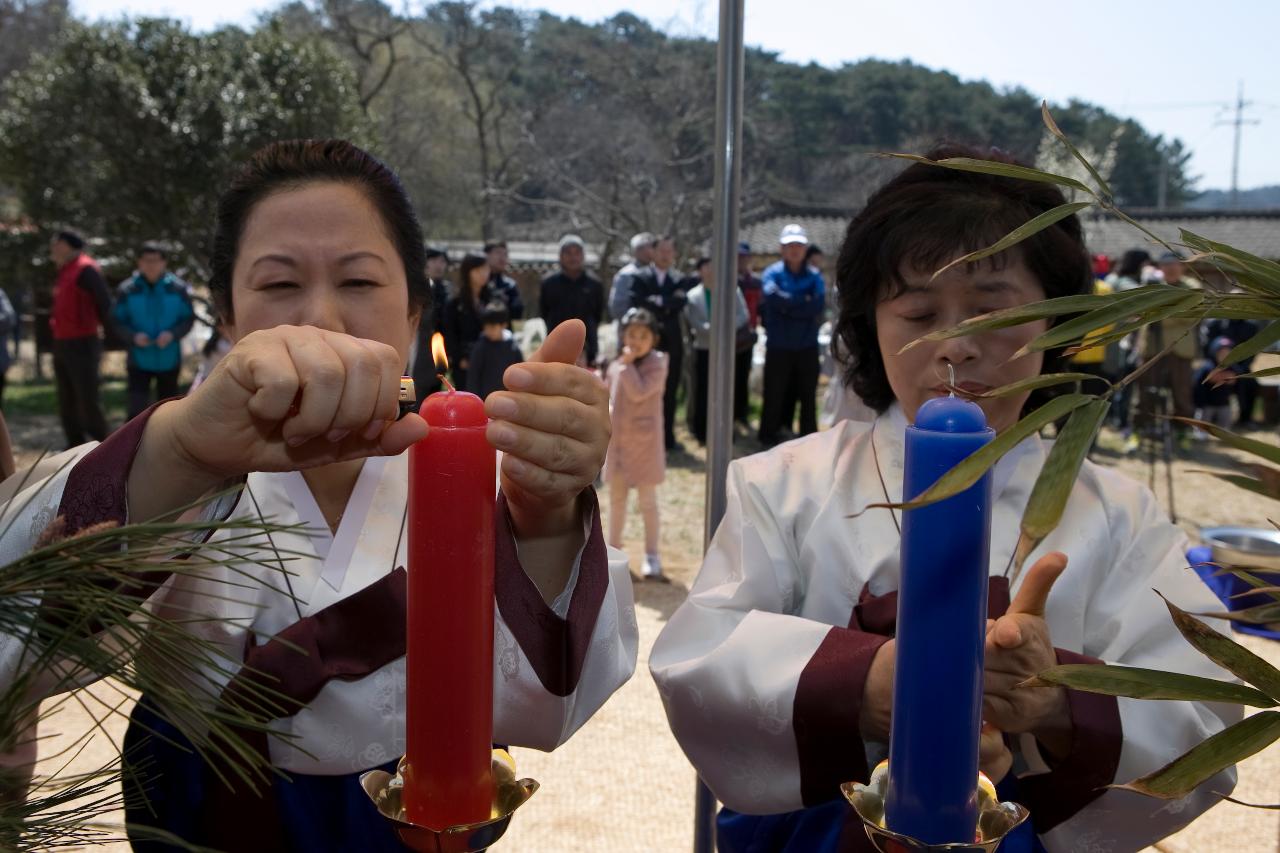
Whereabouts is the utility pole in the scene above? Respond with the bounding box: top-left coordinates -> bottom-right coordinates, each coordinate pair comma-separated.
1218,81 -> 1260,208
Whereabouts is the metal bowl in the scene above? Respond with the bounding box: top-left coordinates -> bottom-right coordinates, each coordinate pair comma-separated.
1201,526 -> 1280,572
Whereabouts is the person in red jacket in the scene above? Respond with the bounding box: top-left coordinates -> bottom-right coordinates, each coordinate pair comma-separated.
48,229 -> 113,445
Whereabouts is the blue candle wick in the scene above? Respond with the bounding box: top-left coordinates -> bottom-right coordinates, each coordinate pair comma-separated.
914,363 -> 988,433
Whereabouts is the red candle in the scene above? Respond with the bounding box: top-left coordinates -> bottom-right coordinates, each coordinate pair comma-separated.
404,337 -> 496,830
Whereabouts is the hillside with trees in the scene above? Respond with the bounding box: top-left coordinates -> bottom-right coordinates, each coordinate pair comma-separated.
0,0 -> 1199,275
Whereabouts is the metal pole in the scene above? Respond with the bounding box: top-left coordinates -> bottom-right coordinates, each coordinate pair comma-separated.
694,0 -> 745,849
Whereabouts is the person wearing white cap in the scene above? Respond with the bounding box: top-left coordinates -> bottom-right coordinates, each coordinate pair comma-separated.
757,223 -> 825,446
608,232 -> 657,323
539,234 -> 605,365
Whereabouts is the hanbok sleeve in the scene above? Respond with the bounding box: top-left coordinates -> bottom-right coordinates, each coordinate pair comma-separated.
649,460 -> 888,814
492,490 -> 637,751
1027,472 -> 1243,851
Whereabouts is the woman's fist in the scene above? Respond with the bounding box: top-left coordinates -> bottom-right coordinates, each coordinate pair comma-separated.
159,325 -> 427,479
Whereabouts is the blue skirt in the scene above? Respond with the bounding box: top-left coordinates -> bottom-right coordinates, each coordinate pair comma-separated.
123,698 -> 410,852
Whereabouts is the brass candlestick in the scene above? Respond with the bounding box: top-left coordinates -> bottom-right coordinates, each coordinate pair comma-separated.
360,749 -> 538,853
841,761 -> 1029,852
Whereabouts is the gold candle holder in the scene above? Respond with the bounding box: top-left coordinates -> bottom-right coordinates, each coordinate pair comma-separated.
360,749 -> 538,853
840,761 -> 1029,852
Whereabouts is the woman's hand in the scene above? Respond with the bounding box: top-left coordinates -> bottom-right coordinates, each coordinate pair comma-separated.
484,320 -> 610,540
979,722 -> 1012,784
860,639 -> 894,742
130,325 -> 428,520
983,552 -> 1073,758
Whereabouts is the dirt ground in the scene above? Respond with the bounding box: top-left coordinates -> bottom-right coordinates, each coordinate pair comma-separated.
15,391 -> 1280,852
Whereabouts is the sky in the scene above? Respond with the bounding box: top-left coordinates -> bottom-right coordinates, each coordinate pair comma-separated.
72,0 -> 1280,190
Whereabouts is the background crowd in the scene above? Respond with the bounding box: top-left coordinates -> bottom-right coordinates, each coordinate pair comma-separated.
17,219 -> 1276,589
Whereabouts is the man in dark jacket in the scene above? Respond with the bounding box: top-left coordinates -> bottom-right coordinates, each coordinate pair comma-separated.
48,229 -> 113,445
114,242 -> 195,419
758,223 -> 825,446
484,240 -> 524,323
539,234 -> 604,366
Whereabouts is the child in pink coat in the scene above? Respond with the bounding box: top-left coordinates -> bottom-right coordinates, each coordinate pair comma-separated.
605,307 -> 669,580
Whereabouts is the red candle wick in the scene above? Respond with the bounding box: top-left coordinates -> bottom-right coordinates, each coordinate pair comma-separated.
439,373 -> 456,393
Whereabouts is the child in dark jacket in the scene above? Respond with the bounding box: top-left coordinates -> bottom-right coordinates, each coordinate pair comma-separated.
1193,336 -> 1240,432
466,301 -> 523,400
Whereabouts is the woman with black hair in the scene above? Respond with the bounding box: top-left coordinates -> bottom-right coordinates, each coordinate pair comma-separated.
441,251 -> 492,391
652,144 -> 1238,853
0,139 -> 637,851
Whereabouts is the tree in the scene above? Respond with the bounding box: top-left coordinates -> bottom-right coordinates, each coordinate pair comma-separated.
412,1 -> 529,239
506,12 -> 719,271
0,0 -> 69,91
313,0 -> 408,115
0,17 -> 372,275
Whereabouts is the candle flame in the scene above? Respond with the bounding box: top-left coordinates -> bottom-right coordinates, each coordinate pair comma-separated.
431,332 -> 448,374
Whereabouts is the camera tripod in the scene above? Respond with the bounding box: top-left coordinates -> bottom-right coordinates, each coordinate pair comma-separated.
1135,383 -> 1178,524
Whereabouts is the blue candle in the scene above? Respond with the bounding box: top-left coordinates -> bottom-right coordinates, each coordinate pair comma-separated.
884,392 -> 995,844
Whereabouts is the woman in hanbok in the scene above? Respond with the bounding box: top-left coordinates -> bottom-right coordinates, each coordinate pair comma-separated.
650,144 -> 1239,853
0,139 -> 637,851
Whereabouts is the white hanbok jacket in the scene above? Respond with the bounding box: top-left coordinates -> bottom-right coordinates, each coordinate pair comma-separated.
651,404 -> 1239,852
0,407 -> 638,775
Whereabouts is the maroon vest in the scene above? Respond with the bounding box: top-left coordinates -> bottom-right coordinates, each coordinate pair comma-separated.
51,253 -> 102,340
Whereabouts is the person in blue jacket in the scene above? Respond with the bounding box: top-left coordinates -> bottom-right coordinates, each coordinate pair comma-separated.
114,242 -> 195,418
758,223 -> 826,446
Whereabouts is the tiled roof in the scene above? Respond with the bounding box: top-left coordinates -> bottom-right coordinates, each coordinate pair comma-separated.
740,210 -> 1280,261
1082,212 -> 1280,261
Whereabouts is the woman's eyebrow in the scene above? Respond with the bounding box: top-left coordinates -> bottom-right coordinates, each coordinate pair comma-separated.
894,282 -> 933,296
250,253 -> 298,269
972,280 -> 1018,294
338,251 -> 388,266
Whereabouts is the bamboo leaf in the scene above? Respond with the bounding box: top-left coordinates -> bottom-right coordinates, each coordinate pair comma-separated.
1157,592 -> 1280,701
1180,230 -> 1280,285
1183,253 -> 1280,298
965,372 -> 1110,399
929,202 -> 1093,281
1220,320 -> 1280,368
1192,470 -> 1280,502
1013,400 -> 1109,573
1194,602 -> 1280,625
1231,586 -> 1280,597
1219,794 -> 1280,809
899,290 -> 1157,352
880,153 -> 1095,194
1022,663 -> 1276,707
1015,289 -> 1201,358
1062,310 -> 1193,359
1112,711 -> 1280,800
856,395 -> 1092,514
1172,418 -> 1280,467
1203,294 -> 1280,320
1235,365 -> 1280,381
1225,566 -> 1280,597
1041,101 -> 1114,199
